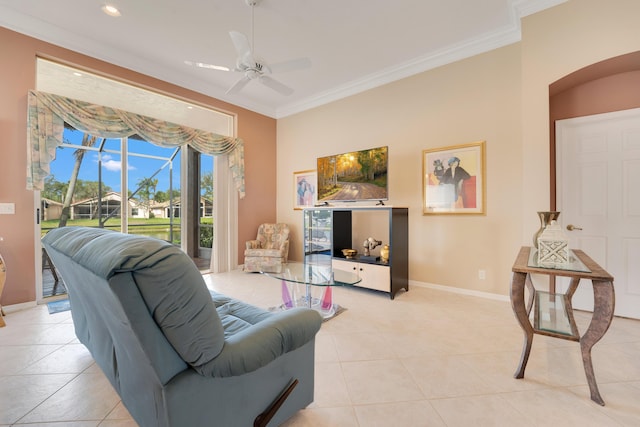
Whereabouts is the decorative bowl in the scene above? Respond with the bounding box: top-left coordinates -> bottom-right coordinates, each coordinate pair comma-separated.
342,249 -> 357,259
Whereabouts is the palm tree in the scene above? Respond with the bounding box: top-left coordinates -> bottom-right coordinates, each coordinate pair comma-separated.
58,133 -> 101,227
135,177 -> 158,218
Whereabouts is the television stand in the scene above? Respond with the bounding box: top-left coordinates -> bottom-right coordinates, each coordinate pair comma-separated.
303,206 -> 408,299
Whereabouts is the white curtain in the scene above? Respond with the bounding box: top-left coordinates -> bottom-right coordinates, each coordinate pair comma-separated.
211,155 -> 238,273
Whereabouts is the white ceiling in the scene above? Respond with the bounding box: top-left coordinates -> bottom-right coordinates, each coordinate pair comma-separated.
1,0 -> 564,119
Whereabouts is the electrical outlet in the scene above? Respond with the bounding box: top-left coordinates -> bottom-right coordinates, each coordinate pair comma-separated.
478,269 -> 486,280
0,203 -> 15,214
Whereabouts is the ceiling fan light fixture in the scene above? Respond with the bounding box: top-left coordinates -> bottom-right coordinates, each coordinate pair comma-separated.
101,4 -> 121,17
188,0 -> 309,97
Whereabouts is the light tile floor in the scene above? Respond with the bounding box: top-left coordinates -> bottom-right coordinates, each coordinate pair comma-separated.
2,270 -> 640,426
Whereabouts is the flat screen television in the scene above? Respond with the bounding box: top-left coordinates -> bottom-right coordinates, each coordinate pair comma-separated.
317,146 -> 388,203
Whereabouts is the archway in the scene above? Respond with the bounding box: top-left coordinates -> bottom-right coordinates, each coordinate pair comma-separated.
549,50 -> 640,206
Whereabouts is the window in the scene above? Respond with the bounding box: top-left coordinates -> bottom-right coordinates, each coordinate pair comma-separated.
42,128 -> 182,243
36,58 -> 238,302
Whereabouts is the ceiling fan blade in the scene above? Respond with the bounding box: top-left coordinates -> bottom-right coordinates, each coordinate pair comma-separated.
184,60 -> 230,72
268,57 -> 312,74
229,31 -> 255,67
225,75 -> 252,95
259,75 -> 294,96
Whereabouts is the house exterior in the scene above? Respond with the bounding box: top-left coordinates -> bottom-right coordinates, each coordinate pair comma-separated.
71,192 -> 146,220
149,197 -> 212,219
42,192 -> 147,220
40,198 -> 63,222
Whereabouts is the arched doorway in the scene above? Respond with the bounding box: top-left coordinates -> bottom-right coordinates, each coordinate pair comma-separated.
550,50 -> 640,318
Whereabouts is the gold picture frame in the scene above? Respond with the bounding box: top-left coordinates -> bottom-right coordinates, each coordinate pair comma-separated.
422,141 -> 486,215
293,170 -> 317,210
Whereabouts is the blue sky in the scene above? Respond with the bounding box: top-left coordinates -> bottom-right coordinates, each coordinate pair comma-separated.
51,128 -> 213,194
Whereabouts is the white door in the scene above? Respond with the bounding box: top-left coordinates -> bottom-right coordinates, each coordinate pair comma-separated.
556,108 -> 640,319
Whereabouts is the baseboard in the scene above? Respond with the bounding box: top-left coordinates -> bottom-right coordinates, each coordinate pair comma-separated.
3,300 -> 38,314
409,279 -> 510,302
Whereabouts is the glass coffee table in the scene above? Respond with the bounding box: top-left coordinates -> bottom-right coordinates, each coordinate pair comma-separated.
261,262 -> 361,319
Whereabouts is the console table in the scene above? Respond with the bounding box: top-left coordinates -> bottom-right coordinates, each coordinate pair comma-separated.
510,246 -> 615,405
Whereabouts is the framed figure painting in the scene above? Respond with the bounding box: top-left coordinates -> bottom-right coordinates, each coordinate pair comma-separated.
293,170 -> 317,210
422,141 -> 486,215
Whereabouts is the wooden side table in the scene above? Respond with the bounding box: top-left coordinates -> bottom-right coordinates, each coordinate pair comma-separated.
510,246 -> 615,405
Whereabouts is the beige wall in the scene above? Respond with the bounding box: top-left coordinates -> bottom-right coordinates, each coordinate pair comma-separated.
521,0 -> 640,230
0,27 -> 277,306
277,0 -> 640,297
278,44 -> 523,295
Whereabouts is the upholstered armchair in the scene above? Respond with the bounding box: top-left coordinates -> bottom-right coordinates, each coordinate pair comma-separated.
244,223 -> 290,273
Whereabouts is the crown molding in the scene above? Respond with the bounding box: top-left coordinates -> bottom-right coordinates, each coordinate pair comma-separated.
2,1 -> 568,120
275,0 -> 567,118
513,0 -> 568,18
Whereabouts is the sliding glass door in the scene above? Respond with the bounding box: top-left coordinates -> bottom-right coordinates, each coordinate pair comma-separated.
40,127 -> 182,298
35,58 -> 237,302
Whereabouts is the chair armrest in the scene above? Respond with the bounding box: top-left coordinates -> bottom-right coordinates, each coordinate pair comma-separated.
193,308 -> 322,377
246,240 -> 261,250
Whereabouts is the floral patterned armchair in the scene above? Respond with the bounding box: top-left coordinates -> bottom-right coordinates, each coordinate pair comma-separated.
243,223 -> 290,273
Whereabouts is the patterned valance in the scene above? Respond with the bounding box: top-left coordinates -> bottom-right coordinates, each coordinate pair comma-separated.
26,90 -> 245,198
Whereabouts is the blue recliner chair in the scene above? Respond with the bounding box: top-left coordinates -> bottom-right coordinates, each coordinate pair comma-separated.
42,226 -> 322,427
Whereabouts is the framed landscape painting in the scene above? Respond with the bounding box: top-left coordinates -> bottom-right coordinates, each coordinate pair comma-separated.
422,141 -> 486,215
293,170 -> 317,210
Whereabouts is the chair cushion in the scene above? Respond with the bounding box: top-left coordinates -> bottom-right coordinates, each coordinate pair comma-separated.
216,299 -> 273,338
256,223 -> 289,250
195,306 -> 322,377
244,248 -> 284,257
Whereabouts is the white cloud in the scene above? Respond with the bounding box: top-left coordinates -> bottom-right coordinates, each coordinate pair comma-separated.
102,159 -> 135,172
102,159 -> 120,171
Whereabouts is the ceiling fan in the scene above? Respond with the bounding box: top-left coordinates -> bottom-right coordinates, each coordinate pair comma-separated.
185,0 -> 311,96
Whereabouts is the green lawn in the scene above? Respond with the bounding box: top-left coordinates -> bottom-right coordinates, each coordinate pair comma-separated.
40,218 -> 212,247
41,217 -> 182,231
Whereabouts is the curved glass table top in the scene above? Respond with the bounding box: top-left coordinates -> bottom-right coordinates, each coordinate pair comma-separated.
262,262 -> 361,287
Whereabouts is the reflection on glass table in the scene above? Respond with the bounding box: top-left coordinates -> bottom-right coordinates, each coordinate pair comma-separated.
261,262 -> 361,319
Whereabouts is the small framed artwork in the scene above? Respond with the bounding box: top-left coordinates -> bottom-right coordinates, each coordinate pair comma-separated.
422,141 -> 486,215
293,170 -> 317,210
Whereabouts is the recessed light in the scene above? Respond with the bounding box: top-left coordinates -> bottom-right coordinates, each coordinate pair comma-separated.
73,72 -> 83,77
101,4 -> 121,17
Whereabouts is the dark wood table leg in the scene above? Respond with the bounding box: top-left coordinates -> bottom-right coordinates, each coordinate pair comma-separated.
510,272 -> 535,379
580,279 -> 615,406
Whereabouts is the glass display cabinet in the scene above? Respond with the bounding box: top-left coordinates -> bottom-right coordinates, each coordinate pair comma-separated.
303,208 -> 333,260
